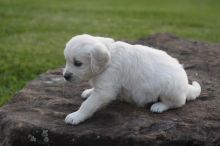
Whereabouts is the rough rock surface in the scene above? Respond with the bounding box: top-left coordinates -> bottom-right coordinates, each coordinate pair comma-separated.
0,33 -> 220,146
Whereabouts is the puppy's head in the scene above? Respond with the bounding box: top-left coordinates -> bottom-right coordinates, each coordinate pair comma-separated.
63,34 -> 113,83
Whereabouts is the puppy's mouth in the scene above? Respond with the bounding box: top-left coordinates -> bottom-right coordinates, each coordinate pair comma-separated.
63,76 -> 81,83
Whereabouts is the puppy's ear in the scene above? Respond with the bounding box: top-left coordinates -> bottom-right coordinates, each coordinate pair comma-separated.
90,44 -> 111,74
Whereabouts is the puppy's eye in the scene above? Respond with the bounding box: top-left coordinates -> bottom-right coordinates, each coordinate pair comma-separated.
74,60 -> 83,67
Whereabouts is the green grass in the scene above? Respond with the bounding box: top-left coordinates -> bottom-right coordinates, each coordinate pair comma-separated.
0,0 -> 220,106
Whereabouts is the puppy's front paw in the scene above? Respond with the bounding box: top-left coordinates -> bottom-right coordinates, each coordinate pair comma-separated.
150,102 -> 168,113
65,112 -> 85,125
81,88 -> 93,99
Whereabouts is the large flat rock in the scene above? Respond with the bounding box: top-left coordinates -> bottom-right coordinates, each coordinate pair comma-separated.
0,33 -> 220,146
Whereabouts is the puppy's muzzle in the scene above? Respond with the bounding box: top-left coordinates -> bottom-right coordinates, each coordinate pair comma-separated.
64,72 -> 72,81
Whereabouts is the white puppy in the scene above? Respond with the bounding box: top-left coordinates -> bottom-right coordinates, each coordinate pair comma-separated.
63,34 -> 201,125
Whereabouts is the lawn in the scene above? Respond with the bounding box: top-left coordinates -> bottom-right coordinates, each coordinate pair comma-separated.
0,0 -> 219,106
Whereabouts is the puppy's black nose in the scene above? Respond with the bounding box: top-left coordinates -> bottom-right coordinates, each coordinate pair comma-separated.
64,72 -> 72,81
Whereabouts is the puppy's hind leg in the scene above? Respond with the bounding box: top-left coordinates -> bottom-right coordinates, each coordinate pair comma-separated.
81,88 -> 94,99
150,94 -> 186,113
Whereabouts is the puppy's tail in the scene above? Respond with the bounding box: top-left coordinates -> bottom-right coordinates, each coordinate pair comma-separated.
186,81 -> 201,101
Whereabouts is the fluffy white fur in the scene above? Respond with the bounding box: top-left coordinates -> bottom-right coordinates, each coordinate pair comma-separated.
63,34 -> 201,125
